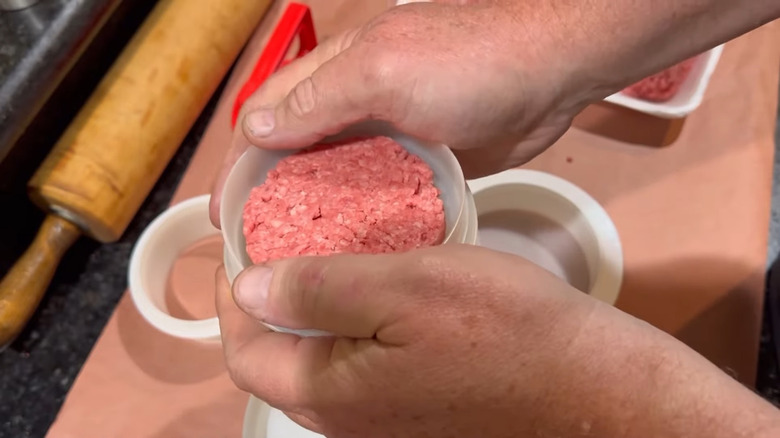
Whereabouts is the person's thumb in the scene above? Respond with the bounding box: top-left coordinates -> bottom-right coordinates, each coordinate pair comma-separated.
232,252 -> 410,338
241,48 -> 392,151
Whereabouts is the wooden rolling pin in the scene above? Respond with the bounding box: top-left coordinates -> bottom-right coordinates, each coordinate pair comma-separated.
0,0 -> 273,349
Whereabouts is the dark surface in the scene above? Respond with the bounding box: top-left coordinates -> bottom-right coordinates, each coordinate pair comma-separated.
759,256 -> 780,405
0,0 -> 165,436
0,4 -> 778,436
0,0 -> 123,166
0,124 -> 205,437
0,102 -> 209,438
0,0 -> 161,193
757,86 -> 780,406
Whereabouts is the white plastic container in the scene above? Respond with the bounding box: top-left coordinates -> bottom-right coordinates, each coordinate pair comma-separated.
128,195 -> 222,341
604,45 -> 724,119
468,169 -> 623,305
219,121 -> 478,336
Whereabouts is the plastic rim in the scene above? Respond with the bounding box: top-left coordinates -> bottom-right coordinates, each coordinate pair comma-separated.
467,169 -> 623,306
603,45 -> 724,119
243,396 -> 271,438
220,122 -> 470,337
128,194 -> 221,340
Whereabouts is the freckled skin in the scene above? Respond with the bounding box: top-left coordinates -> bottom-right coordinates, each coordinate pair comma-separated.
215,0 -> 780,436
219,244 -> 780,438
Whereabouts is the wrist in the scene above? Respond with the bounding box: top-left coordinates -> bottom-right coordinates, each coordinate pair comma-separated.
563,304 -> 780,438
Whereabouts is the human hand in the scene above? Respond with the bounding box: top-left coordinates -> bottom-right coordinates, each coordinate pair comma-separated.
216,244 -> 604,437
209,0 -> 780,228
215,244 -> 780,438
208,1 -> 590,227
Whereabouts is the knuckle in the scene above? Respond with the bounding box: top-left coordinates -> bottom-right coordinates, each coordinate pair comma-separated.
287,77 -> 318,119
225,349 -> 254,393
396,248 -> 449,290
226,346 -> 297,407
324,27 -> 360,56
359,50 -> 398,90
350,23 -> 411,119
349,50 -> 402,120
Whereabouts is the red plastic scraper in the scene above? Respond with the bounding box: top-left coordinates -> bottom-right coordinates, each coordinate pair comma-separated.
231,2 -> 317,128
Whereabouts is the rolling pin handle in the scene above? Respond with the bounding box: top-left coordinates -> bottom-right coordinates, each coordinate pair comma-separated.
0,214 -> 81,350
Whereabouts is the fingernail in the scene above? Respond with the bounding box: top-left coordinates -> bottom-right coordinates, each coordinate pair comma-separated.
234,265 -> 273,313
245,109 -> 276,138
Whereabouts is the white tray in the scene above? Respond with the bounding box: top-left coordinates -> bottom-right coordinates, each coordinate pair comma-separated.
604,45 -> 724,119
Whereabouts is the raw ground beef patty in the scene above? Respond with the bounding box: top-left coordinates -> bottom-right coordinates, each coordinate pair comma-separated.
242,136 -> 446,263
622,57 -> 697,102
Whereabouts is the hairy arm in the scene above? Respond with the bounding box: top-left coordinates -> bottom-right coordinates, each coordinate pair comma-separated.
498,0 -> 780,106
552,302 -> 780,437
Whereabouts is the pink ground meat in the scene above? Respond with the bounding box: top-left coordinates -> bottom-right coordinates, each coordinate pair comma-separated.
622,57 -> 697,102
242,136 -> 445,264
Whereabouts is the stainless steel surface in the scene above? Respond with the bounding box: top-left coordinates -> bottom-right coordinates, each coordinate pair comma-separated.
0,0 -> 123,165
0,0 -> 40,11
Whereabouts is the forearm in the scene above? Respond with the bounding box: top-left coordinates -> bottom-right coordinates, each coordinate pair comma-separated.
558,305 -> 780,437
624,332 -> 779,437
494,0 -> 780,106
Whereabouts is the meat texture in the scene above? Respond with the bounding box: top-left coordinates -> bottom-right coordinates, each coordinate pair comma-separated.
242,136 -> 446,263
622,57 -> 697,102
